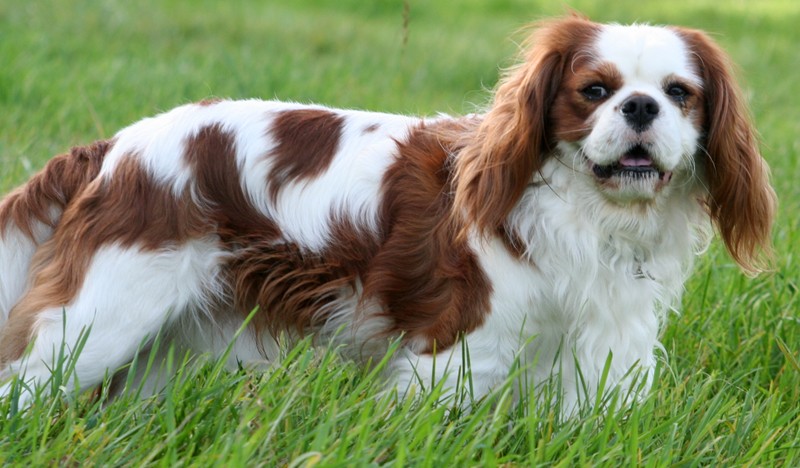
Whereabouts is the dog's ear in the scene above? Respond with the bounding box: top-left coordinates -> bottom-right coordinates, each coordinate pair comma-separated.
453,16 -> 598,237
674,27 -> 776,273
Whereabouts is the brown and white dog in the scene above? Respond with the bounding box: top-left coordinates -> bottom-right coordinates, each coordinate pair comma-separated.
0,16 -> 775,409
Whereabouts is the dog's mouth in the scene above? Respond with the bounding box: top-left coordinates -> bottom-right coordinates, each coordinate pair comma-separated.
590,145 -> 672,183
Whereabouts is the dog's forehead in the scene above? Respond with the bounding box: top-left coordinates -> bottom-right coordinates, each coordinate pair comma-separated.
595,24 -> 700,85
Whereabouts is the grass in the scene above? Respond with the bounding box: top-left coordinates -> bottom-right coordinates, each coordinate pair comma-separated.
1,0 -> 799,465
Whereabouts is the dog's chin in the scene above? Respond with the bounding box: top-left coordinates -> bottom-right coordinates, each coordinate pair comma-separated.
587,144 -> 673,203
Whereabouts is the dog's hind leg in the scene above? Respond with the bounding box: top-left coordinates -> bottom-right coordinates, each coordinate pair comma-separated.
0,238 -> 226,406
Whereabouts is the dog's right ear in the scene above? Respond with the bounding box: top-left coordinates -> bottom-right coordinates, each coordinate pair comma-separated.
453,16 -> 600,238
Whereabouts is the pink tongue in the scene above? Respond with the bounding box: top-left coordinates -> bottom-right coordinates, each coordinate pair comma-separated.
619,154 -> 653,167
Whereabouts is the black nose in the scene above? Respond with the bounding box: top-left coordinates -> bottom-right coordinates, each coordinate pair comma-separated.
620,95 -> 659,131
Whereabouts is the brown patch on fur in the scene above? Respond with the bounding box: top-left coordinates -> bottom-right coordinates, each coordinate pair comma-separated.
267,109 -> 345,199
184,124 -> 280,243
453,15 -> 601,239
0,156 -> 210,363
0,140 -> 112,239
672,27 -> 776,273
197,97 -> 224,106
363,123 -> 492,351
59,157 -> 211,250
227,217 -> 378,342
363,123 -> 380,134
552,61 -> 622,142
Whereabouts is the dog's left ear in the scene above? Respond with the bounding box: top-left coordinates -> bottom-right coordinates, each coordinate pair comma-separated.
674,27 -> 777,273
453,16 -> 599,237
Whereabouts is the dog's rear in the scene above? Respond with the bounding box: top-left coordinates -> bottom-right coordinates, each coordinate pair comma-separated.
0,141 -> 110,354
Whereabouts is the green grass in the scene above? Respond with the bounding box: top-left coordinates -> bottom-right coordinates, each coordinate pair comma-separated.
1,0 -> 799,465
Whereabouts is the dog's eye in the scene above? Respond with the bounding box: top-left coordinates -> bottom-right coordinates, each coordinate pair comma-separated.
581,84 -> 610,101
666,84 -> 689,101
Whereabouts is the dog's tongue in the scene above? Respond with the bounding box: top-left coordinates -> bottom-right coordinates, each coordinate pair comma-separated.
619,153 -> 653,167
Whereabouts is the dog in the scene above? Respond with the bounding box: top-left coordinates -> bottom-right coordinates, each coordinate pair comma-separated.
0,15 -> 775,410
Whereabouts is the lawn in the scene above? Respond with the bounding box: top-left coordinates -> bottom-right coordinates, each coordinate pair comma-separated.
1,0 -> 799,465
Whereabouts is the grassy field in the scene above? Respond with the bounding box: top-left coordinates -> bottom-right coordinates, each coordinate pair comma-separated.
1,0 -> 799,465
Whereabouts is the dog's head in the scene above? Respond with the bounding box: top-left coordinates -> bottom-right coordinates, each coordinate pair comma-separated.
454,15 -> 775,272
554,23 -> 701,203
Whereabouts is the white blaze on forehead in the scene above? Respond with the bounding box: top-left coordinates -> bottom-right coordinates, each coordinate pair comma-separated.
595,24 -> 700,85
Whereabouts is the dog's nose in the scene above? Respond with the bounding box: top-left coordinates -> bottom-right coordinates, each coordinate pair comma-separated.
620,95 -> 659,131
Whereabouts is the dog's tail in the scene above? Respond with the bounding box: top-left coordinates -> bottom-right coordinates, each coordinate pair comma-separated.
0,140 -> 111,323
